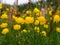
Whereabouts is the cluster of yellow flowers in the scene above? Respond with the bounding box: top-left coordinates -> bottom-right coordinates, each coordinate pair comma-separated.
0,23 -> 9,35
0,6 -> 60,38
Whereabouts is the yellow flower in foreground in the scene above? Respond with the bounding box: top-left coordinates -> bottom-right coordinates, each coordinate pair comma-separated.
0,3 -> 2,9
41,31 -> 46,37
38,16 -> 46,25
56,27 -> 60,33
13,24 -> 21,30
1,28 -> 9,35
53,15 -> 60,23
15,17 -> 24,24
1,13 -> 8,19
0,23 -> 8,28
34,20 -> 39,25
25,17 -> 34,24
44,24 -> 48,29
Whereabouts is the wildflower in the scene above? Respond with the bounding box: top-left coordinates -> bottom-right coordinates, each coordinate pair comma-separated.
44,24 -> 48,29
25,16 -> 34,24
15,17 -> 24,24
53,15 -> 60,23
36,27 -> 40,32
13,24 -> 21,30
1,13 -> 8,19
34,8 -> 40,13
34,20 -> 39,25
26,10 -> 32,14
34,26 -> 40,32
38,16 -> 46,25
12,15 -> 17,20
21,29 -> 27,33
49,10 -> 52,16
0,23 -> 8,28
41,31 -> 46,37
56,27 -> 60,33
1,28 -> 9,35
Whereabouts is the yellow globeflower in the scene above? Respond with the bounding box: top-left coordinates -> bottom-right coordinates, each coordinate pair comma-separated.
36,12 -> 40,16
0,3 -> 2,9
0,23 -> 8,28
25,16 -> 34,24
1,28 -> 9,35
38,16 -> 46,25
34,8 -> 40,13
34,26 -> 37,31
34,20 -> 39,25
6,8 -> 9,11
13,24 -> 21,30
26,10 -> 32,14
56,27 -> 60,33
21,29 -> 27,33
53,15 -> 60,23
34,26 -> 40,32
12,15 -> 17,20
44,24 -> 48,29
49,10 -> 52,16
15,17 -> 24,24
1,13 -> 8,19
36,27 -> 40,32
41,31 -> 46,37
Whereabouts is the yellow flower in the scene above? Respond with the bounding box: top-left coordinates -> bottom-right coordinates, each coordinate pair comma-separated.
36,27 -> 40,32
34,26 -> 40,32
41,31 -> 46,37
34,26 -> 37,30
21,29 -> 27,33
34,20 -> 39,25
44,24 -> 48,29
56,27 -> 60,33
0,23 -> 8,28
6,8 -> 9,11
49,10 -> 52,16
1,28 -> 9,35
0,3 -> 2,9
36,12 -> 40,16
15,17 -> 24,24
12,15 -> 17,20
38,16 -> 46,25
26,10 -> 32,14
13,24 -> 21,30
25,16 -> 34,24
53,15 -> 60,23
1,13 -> 8,19
34,8 -> 40,13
